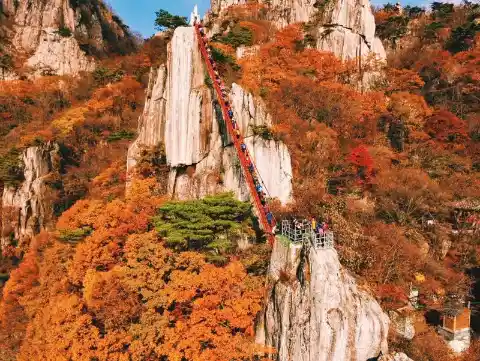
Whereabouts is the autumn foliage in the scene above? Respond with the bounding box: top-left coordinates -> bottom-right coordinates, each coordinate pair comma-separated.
0,180 -> 268,360
1,2 -> 480,360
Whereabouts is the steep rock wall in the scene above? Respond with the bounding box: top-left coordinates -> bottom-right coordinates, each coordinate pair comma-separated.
126,66 -> 168,171
315,0 -> 386,61
127,27 -> 293,204
210,0 -> 385,62
256,240 -> 389,361
1,0 -> 134,76
1,143 -> 59,248
165,27 -> 212,167
26,27 -> 95,76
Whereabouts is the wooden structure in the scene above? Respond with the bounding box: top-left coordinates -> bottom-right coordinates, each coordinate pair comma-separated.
438,304 -> 471,352
442,307 -> 471,333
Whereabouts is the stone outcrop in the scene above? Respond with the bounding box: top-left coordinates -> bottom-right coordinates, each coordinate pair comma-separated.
389,310 -> 415,340
26,27 -> 95,76
315,0 -> 386,60
210,0 -> 386,62
1,0 -> 135,76
126,66 -> 167,171
128,27 -> 293,204
256,240 -> 389,361
1,143 -> 60,248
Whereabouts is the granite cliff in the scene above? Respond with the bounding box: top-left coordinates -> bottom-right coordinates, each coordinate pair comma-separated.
127,26 -> 293,204
0,0 -> 136,77
256,240 -> 390,361
210,0 -> 386,62
1,143 -> 59,248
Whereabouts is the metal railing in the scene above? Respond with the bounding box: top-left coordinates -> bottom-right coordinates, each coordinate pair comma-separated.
281,220 -> 311,244
312,231 -> 334,249
280,220 -> 334,249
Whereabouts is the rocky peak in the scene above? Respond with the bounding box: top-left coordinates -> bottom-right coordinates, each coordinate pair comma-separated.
256,239 -> 390,361
128,26 -> 293,204
209,0 -> 385,62
0,0 -> 136,77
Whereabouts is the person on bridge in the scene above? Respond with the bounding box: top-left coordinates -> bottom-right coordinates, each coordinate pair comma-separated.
322,222 -> 328,231
267,212 -> 273,226
228,109 -> 233,118
256,184 -> 263,193
241,143 -> 247,152
311,216 -> 317,231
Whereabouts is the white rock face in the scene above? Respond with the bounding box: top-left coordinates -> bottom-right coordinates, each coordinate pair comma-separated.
1,143 -> 59,248
438,327 -> 471,354
165,27 -> 211,167
6,0 -> 75,53
127,66 -> 168,171
26,28 -> 95,76
256,240 -> 389,361
316,0 -> 387,62
128,27 -> 293,204
2,0 -> 134,76
389,311 -> 415,340
210,0 -> 386,62
211,0 -> 315,25
236,45 -> 260,59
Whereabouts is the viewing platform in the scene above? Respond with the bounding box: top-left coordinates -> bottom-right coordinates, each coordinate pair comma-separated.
280,220 -> 334,250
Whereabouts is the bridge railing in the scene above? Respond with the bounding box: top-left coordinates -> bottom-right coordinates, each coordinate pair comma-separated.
280,220 -> 334,250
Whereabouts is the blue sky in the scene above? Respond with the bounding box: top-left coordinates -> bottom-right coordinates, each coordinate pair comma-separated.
108,0 -> 435,38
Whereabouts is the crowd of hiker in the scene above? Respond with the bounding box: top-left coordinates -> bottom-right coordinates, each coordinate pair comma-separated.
289,217 -> 330,235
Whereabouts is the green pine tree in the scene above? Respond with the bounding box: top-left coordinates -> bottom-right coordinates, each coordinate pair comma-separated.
153,193 -> 253,254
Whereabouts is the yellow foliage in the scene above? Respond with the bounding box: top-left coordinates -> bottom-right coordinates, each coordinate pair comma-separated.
56,199 -> 105,231
51,106 -> 87,136
415,272 -> 426,283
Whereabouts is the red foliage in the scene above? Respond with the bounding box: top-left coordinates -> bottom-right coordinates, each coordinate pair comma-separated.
348,145 -> 374,182
377,284 -> 409,310
424,110 -> 468,143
